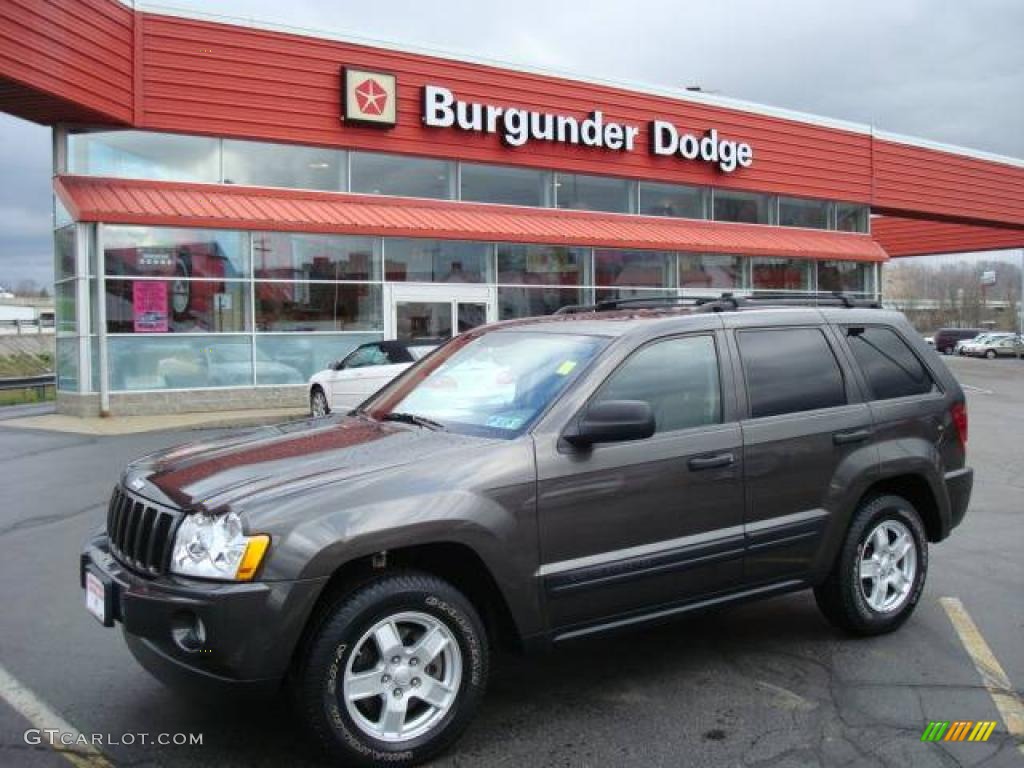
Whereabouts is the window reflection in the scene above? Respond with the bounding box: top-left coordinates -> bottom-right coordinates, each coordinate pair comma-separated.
818,261 -> 872,293
778,197 -> 829,229
252,233 -> 378,281
713,189 -> 775,224
751,258 -> 811,291
595,249 -> 673,287
555,173 -> 632,213
350,152 -> 453,199
223,140 -> 345,191
496,244 -> 585,285
255,282 -> 381,331
638,182 -> 708,219
68,130 -> 219,182
104,279 -> 250,333
679,253 -> 743,290
498,287 -> 585,319
461,163 -> 551,206
385,239 -> 491,283
104,226 -> 248,278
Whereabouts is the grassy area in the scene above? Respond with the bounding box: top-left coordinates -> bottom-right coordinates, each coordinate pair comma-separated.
0,351 -> 53,377
0,385 -> 55,407
0,351 -> 55,407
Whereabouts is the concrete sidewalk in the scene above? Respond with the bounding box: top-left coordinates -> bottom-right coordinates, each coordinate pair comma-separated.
0,406 -> 308,435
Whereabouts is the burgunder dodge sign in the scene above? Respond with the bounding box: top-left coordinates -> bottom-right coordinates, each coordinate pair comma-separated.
342,68 -> 753,173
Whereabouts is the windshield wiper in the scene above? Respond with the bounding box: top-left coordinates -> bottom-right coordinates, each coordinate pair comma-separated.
382,412 -> 447,431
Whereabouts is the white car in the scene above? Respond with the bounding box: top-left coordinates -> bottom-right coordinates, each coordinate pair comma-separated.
308,340 -> 438,417
956,332 -> 1013,356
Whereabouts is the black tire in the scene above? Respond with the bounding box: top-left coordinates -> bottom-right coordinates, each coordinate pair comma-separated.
814,495 -> 928,636
292,572 -> 489,767
985,349 -> 997,359
310,386 -> 330,417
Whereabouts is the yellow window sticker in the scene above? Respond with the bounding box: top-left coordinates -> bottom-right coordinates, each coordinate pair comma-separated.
556,360 -> 577,376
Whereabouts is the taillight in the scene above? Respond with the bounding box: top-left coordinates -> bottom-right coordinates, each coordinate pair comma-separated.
950,402 -> 968,448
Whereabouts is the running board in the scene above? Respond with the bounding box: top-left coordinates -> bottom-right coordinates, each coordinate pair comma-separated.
551,579 -> 806,643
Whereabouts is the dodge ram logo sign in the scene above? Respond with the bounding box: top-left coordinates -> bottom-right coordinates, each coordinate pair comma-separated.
343,68 -> 397,127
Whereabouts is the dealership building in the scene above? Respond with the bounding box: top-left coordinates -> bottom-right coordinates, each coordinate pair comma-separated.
1,1 -> 1022,416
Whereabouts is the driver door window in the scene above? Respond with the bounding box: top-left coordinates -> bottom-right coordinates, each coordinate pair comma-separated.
591,335 -> 721,433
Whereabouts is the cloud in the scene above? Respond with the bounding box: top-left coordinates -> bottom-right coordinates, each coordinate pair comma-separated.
0,0 -> 1021,288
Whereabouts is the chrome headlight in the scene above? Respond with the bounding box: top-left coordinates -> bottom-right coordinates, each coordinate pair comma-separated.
170,511 -> 269,581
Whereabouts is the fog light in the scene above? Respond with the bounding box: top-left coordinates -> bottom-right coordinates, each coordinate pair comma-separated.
171,611 -> 207,653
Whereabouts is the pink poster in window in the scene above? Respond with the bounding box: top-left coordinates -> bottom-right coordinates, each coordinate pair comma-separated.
133,282 -> 168,333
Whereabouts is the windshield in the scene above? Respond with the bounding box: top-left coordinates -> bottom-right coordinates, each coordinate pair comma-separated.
363,330 -> 607,438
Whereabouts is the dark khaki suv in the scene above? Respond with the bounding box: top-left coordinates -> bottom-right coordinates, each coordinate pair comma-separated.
81,295 -> 972,766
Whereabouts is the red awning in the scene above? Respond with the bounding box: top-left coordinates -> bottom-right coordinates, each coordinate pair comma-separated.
873,215 -> 1024,257
56,176 -> 888,262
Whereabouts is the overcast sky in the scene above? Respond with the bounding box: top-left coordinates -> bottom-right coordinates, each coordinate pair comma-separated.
1,0 -> 1022,289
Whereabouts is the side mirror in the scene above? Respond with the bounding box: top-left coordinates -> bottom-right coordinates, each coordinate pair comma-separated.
563,400 -> 655,448
332,359 -> 346,371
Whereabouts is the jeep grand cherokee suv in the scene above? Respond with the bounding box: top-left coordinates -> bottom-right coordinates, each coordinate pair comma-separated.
81,296 -> 972,766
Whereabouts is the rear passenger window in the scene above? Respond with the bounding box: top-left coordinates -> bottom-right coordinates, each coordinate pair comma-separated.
738,328 -> 846,417
592,335 -> 721,433
845,326 -> 935,400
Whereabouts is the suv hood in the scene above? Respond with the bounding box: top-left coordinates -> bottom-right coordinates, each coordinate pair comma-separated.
124,415 -> 496,511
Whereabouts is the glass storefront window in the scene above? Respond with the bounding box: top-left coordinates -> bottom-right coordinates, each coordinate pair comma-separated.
103,226 -> 249,279
384,239 -> 492,283
595,287 -> 674,304
68,130 -> 220,183
498,287 -> 586,319
255,282 -> 381,332
104,279 -> 249,333
55,280 -> 78,334
55,225 -> 76,279
595,249 -> 674,288
253,233 -> 379,281
678,253 -> 744,290
555,173 -> 632,213
461,163 -> 552,207
778,197 -> 830,229
751,258 -> 812,291
222,140 -> 345,191
56,338 -> 80,392
107,335 -> 255,391
836,203 -> 870,233
254,333 -> 384,383
638,182 -> 707,219
350,152 -> 453,199
496,244 -> 586,285
713,189 -> 776,224
818,261 -> 874,294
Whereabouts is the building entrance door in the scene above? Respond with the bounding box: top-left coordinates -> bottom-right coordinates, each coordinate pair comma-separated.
385,284 -> 495,343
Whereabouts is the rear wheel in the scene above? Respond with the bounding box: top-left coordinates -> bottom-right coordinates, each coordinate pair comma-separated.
310,387 -> 329,417
292,572 -> 489,767
814,494 -> 927,636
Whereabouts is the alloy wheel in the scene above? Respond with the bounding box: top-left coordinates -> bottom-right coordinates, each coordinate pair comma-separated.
858,520 -> 917,613
342,611 -> 462,743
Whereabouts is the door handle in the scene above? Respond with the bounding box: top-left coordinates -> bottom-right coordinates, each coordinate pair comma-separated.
688,452 -> 735,471
833,429 -> 872,445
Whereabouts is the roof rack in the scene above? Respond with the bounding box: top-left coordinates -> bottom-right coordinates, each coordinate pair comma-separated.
553,291 -> 880,315
694,291 -> 881,312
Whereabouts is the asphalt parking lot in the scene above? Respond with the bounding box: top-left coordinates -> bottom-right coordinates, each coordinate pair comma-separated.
0,354 -> 1021,767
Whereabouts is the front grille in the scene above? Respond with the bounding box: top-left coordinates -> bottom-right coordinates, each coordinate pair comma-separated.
106,486 -> 181,576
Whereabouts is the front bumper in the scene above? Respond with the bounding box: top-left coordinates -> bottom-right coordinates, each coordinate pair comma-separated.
81,532 -> 327,695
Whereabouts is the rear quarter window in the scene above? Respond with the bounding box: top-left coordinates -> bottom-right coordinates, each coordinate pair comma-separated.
737,327 -> 847,418
844,326 -> 936,400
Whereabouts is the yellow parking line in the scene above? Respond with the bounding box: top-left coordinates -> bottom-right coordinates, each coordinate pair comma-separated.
0,662 -> 113,768
940,597 -> 1024,755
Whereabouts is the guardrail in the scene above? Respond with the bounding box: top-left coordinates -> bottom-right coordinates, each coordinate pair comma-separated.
0,374 -> 55,395
0,318 -> 55,335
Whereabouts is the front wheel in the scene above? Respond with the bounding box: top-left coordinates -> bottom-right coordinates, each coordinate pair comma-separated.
985,349 -> 997,359
814,495 -> 928,636
292,572 -> 489,767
